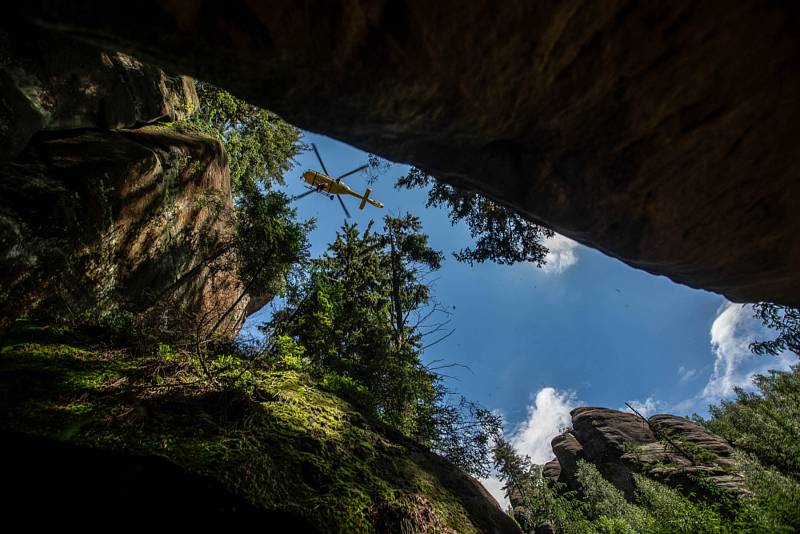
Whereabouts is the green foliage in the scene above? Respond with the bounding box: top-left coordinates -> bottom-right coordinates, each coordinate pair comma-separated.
422,393 -> 502,479
750,302 -> 800,356
231,185 -> 315,302
270,217 -> 439,422
575,462 -> 654,532
632,474 -> 726,533
491,434 -> 790,533
271,335 -> 310,371
693,363 -> 800,533
700,365 -> 800,479
492,436 -> 551,530
190,81 -> 304,194
266,215 -> 498,477
173,81 -> 314,334
321,371 -> 374,411
0,323 -> 493,533
734,451 -> 800,532
396,167 -> 554,266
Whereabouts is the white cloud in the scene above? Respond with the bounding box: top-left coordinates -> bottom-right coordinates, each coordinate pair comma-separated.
479,387 -> 577,509
541,234 -> 580,274
623,397 -> 661,418
480,474 -> 510,510
510,387 -> 577,464
678,366 -> 698,383
702,301 -> 797,401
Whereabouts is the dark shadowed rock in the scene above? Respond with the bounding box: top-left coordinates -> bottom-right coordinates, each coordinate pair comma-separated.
2,431 -> 310,526
0,21 -> 197,163
542,458 -> 561,482
9,1 -> 800,305
0,125 -> 246,335
551,431 -> 584,491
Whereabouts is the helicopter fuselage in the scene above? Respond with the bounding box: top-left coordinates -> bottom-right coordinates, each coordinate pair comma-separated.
302,171 -> 353,196
302,170 -> 384,208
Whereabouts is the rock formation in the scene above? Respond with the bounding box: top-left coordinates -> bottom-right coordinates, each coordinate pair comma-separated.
8,1 -> 800,305
0,325 -> 520,532
0,25 -> 245,335
0,126 -> 245,335
547,407 -> 744,500
0,22 -> 197,164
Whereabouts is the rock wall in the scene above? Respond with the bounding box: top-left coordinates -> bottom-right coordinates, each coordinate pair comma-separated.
0,125 -> 246,335
547,407 -> 743,501
8,1 -> 800,305
0,22 -> 197,164
0,25 -> 246,335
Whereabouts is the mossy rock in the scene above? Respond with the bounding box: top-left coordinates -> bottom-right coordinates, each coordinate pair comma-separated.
0,323 -> 518,533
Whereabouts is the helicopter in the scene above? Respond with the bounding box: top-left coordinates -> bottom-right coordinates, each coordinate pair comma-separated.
292,143 -> 384,218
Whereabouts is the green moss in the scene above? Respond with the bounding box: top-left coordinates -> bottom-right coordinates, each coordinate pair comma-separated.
0,323 -> 493,533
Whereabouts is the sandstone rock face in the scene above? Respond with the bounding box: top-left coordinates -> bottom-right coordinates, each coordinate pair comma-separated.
550,430 -> 584,491
549,408 -> 743,500
10,1 -> 800,305
569,407 -> 655,498
0,22 -> 197,163
542,458 -> 561,482
622,414 -> 744,495
0,125 -> 246,336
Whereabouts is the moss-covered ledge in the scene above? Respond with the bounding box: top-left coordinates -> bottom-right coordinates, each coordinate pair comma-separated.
0,323 -> 518,533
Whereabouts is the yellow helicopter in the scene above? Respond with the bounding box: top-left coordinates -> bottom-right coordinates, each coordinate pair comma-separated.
293,143 -> 384,217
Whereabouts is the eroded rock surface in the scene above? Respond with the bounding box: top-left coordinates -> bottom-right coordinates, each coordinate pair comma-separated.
0,22 -> 197,163
0,125 -> 245,335
621,414 -> 744,496
9,1 -> 800,304
549,408 -> 744,500
569,407 -> 655,498
551,430 -> 584,491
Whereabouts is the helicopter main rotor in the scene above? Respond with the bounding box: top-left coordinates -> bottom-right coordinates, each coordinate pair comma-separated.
294,142 -> 371,218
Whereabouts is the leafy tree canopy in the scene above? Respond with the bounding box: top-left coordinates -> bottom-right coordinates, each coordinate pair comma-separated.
181,82 -> 314,333
190,81 -> 304,194
699,365 -> 800,480
396,167 -> 554,266
264,215 -> 499,477
231,183 -> 314,303
750,303 -> 800,356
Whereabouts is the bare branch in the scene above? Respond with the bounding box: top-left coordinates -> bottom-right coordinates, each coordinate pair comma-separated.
422,328 -> 456,350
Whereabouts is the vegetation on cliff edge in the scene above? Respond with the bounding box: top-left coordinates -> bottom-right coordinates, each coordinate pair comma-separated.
0,323 -> 509,533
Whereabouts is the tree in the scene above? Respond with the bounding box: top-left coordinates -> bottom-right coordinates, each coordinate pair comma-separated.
701,365 -> 800,479
190,81 -> 304,194
265,215 -> 498,476
750,303 -> 800,356
396,167 -> 554,266
267,217 -> 442,429
380,214 -> 444,350
230,183 -> 314,305
151,81 -> 313,339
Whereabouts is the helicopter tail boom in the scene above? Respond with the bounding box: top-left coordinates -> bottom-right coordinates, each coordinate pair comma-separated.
359,188 -> 372,210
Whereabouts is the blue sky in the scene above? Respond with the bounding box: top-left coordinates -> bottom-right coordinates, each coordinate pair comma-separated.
241,132 -> 797,481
